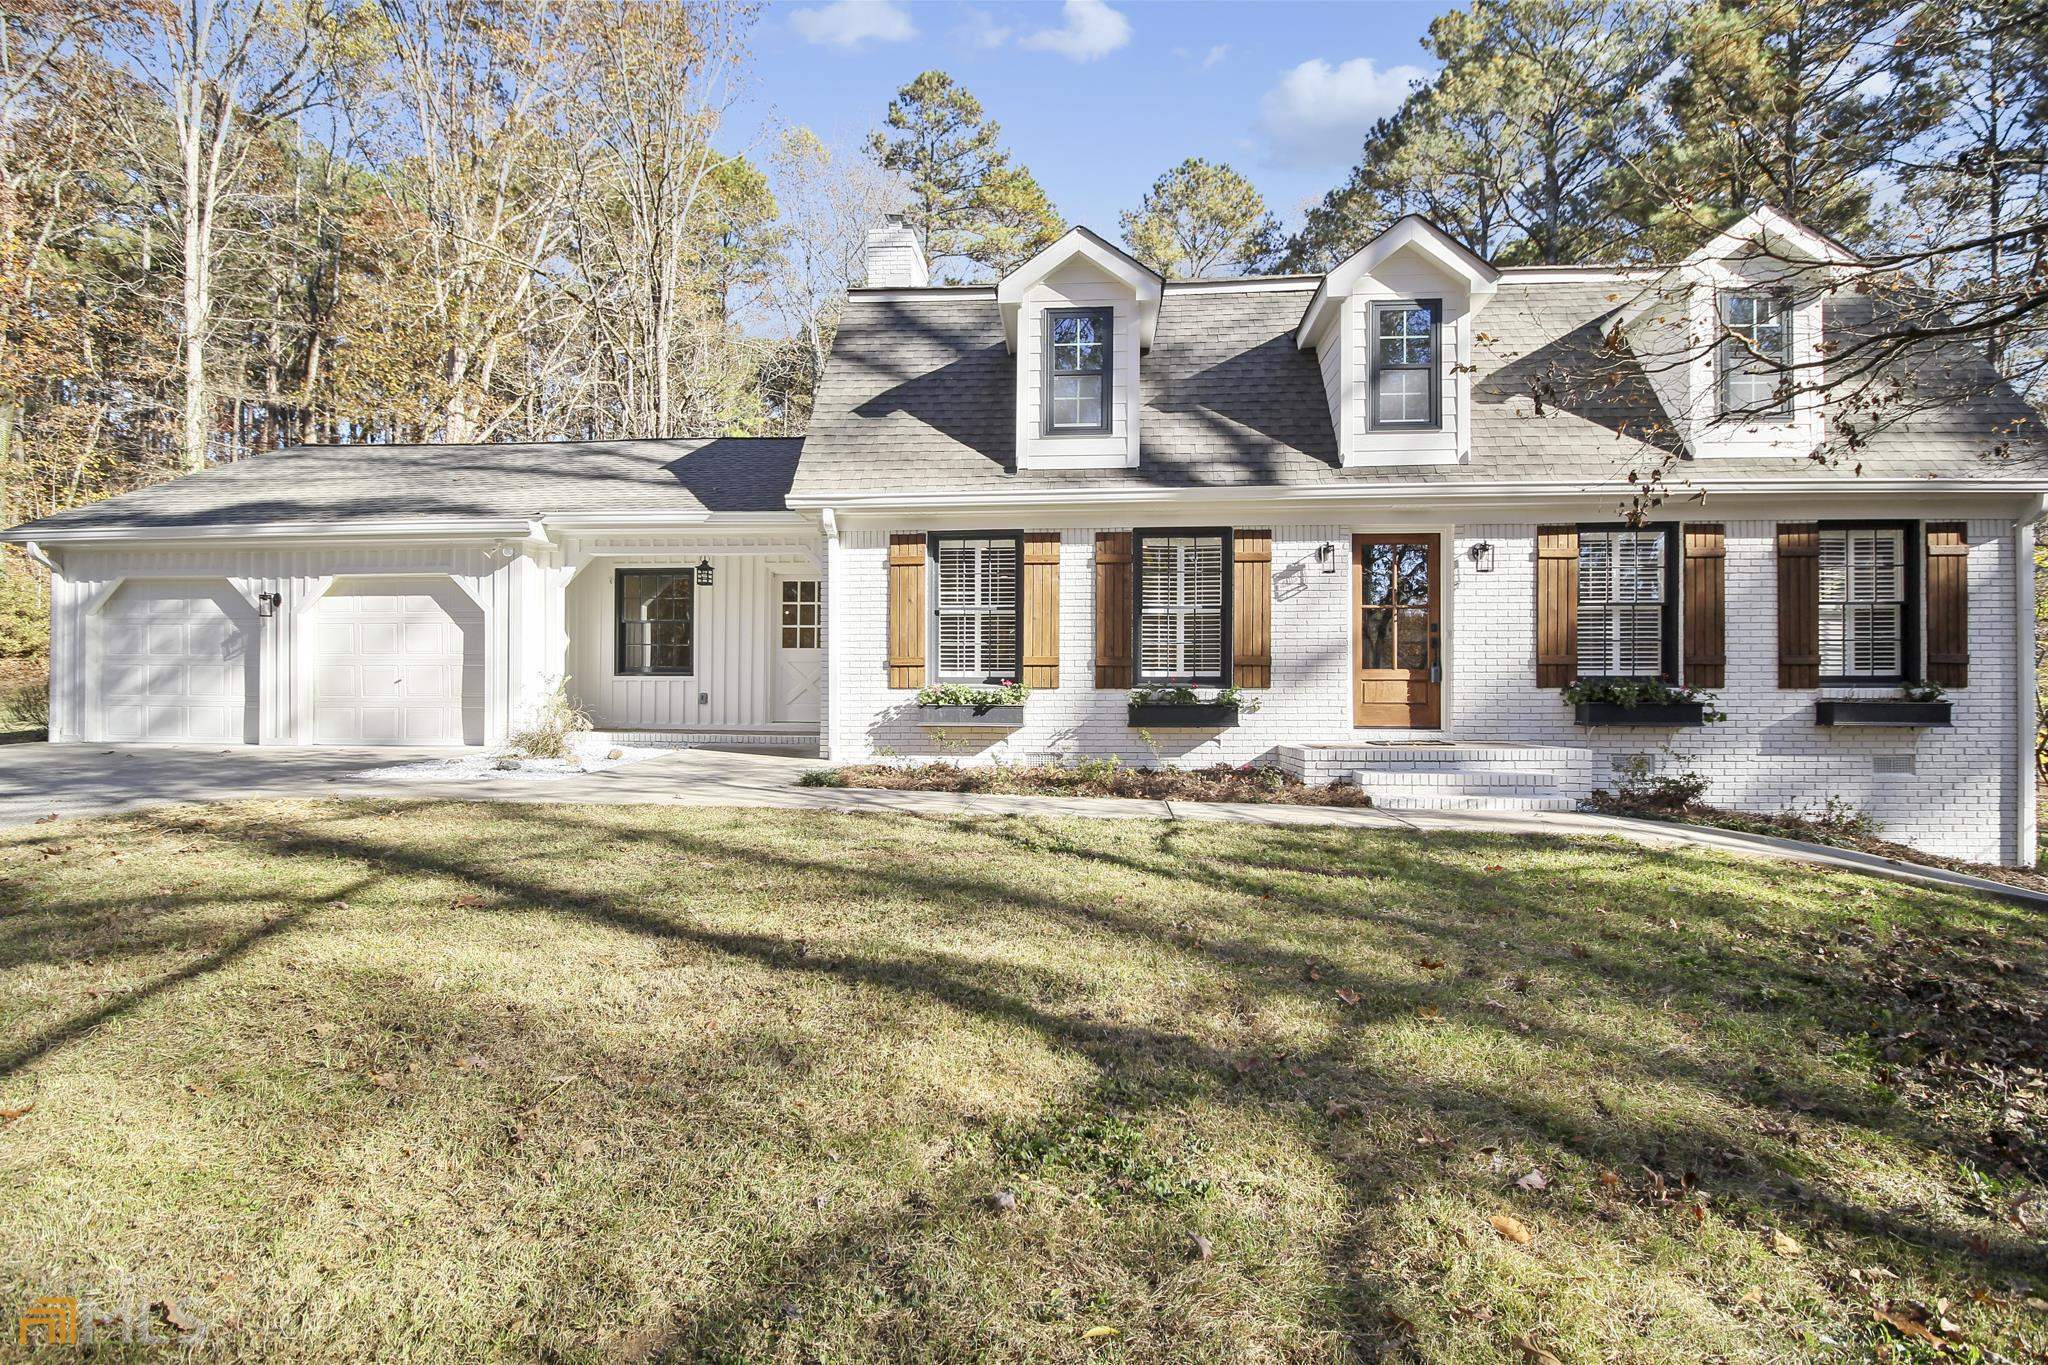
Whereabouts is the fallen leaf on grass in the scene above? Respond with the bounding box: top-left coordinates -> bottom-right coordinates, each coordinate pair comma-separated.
1513,1333 -> 1563,1365
1334,988 -> 1361,1007
1418,956 -> 1446,970
1597,1168 -> 1621,1191
1490,1214 -> 1533,1246
0,1103 -> 33,1124
1079,1325 -> 1120,1341
1871,1307 -> 1944,1346
1516,1168 -> 1549,1192
989,1190 -> 1017,1213
1769,1229 -> 1803,1257
1190,1234 -> 1214,1261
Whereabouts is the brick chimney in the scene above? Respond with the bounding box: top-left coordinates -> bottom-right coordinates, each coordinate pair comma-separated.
862,214 -> 928,288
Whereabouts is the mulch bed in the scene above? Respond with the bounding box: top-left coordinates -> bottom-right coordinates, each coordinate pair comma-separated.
1588,795 -> 2048,895
819,762 -> 1375,807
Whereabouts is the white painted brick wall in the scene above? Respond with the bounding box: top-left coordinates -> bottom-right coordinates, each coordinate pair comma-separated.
828,519 -> 2025,864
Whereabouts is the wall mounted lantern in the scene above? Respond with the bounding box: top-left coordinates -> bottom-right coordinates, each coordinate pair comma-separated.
694,558 -> 715,587
256,591 -> 283,618
1314,541 -> 1337,574
1466,541 -> 1495,574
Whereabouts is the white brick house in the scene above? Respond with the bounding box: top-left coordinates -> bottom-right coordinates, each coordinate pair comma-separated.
6,211 -> 2045,865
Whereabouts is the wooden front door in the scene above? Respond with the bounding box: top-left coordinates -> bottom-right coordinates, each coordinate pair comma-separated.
1353,534 -> 1442,728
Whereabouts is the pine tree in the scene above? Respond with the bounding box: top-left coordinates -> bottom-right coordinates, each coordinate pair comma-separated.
1118,158 -> 1279,279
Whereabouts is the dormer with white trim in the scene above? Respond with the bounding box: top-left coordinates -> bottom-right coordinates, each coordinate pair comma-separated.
997,227 -> 1163,471
1294,215 -> 1499,468
1613,207 -> 1860,460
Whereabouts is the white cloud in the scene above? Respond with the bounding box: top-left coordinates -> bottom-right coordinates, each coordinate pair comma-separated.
1020,0 -> 1132,62
953,7 -> 1012,51
1256,57 -> 1428,168
1201,43 -> 1228,70
789,0 -> 916,49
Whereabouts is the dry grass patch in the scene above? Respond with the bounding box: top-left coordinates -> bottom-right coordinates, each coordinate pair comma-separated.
0,800 -> 2043,1361
814,760 -> 1374,807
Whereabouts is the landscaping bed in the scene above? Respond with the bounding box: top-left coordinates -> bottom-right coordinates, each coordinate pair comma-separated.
2,801 -> 2043,1360
810,760 -> 1374,806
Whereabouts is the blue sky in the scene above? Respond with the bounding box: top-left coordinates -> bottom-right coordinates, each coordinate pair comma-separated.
738,0 -> 1455,238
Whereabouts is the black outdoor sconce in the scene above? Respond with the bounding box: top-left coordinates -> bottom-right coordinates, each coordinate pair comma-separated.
694,558 -> 715,587
1314,541 -> 1336,573
256,591 -> 283,617
1466,541 -> 1495,573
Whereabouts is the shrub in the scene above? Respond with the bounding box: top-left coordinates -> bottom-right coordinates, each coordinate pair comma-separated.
507,679 -> 591,760
0,552 -> 48,659
797,768 -> 846,788
1586,753 -> 1710,815
3,672 -> 48,730
1126,684 -> 1263,714
1800,795 -> 1880,839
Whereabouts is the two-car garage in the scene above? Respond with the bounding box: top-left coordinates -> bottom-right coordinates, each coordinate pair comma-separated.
85,574 -> 483,747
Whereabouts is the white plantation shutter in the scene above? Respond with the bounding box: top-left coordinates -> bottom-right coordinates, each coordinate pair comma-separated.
933,536 -> 1020,680
1576,530 -> 1665,676
1818,528 -> 1903,677
1139,534 -> 1225,680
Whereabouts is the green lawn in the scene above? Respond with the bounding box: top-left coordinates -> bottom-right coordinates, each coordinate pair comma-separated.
1,801 -> 2043,1362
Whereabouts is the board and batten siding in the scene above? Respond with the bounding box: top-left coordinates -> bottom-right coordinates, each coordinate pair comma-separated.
564,545 -> 818,730
46,540 -> 517,745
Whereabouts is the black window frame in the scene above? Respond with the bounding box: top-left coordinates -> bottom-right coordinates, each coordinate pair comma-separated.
928,530 -> 1025,685
614,568 -> 695,677
1131,526 -> 1234,688
1368,297 -> 1443,432
1042,306 -> 1114,436
1816,519 -> 1919,687
1717,287 -> 1794,420
1574,522 -> 1680,682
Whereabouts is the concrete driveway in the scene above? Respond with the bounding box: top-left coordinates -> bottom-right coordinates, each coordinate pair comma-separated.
1,740 -> 2039,908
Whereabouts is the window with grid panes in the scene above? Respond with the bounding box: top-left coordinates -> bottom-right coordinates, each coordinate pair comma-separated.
1370,301 -> 1439,429
1576,530 -> 1667,677
1044,308 -> 1111,433
1819,527 -> 1906,679
1136,531 -> 1227,685
931,535 -> 1020,681
1719,291 -> 1792,418
615,570 -> 693,675
780,580 -> 819,649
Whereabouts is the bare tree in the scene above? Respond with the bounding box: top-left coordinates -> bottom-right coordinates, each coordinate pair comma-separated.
111,0 -> 326,469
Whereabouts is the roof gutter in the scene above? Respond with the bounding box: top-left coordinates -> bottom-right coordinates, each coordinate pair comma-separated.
787,477 -> 2048,513
0,516 -> 542,546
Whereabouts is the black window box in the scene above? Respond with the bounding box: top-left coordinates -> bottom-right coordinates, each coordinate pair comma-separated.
916,704 -> 1024,728
1814,699 -> 1952,728
1574,702 -> 1708,727
1128,702 -> 1241,729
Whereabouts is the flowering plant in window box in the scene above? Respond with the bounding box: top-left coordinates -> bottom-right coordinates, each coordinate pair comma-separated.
1563,676 -> 1725,726
1126,684 -> 1261,729
1814,679 -> 1952,728
914,680 -> 1029,727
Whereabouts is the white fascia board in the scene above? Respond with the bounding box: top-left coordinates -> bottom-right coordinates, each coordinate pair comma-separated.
1613,208 -> 1863,331
0,516 -> 540,546
536,510 -> 811,532
996,227 -> 1164,352
792,477 -> 2048,517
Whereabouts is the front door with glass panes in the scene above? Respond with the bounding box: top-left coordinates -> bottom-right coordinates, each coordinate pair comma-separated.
1353,534 -> 1441,728
774,577 -> 821,723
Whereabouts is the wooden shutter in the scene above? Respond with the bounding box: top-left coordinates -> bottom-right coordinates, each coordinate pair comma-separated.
886,533 -> 925,689
1682,524 -> 1726,688
1535,526 -> 1579,687
1776,523 -> 1820,688
1022,531 -> 1061,689
1925,522 -> 1969,687
1093,531 -> 1132,688
1231,529 -> 1272,688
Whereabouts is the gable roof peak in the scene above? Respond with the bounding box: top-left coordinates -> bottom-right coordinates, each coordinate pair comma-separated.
1296,214 -> 1500,349
1612,206 -> 1863,331
995,225 -> 1164,352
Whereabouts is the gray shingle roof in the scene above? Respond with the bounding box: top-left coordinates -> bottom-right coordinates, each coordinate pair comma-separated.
4,436 -> 803,537
791,281 -> 2048,498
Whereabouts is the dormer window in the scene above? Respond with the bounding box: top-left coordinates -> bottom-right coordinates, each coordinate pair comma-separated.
1370,300 -> 1440,430
1719,290 -> 1791,419
1045,308 -> 1112,434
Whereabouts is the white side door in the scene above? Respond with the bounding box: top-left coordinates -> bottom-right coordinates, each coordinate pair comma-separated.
773,576 -> 821,723
310,578 -> 483,745
96,579 -> 257,743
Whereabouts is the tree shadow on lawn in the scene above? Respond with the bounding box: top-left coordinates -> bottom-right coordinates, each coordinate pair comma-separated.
5,798 -> 2043,1358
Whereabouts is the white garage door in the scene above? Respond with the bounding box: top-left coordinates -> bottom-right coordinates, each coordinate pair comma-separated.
97,580 -> 258,744
311,579 -> 482,745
